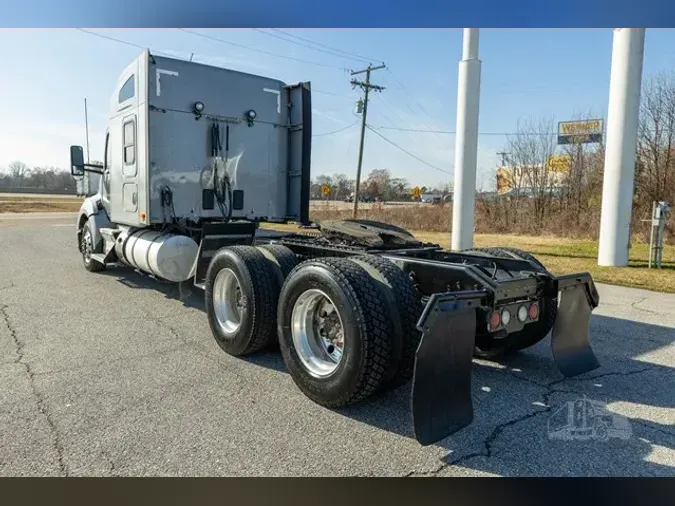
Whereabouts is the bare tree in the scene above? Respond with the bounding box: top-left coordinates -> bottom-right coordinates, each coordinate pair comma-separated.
332,173 -> 354,201
7,161 -> 30,185
636,71 -> 675,207
557,111 -> 606,226
502,117 -> 559,228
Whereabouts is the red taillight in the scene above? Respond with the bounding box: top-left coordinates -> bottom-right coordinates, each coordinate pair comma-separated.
489,311 -> 501,329
528,302 -> 539,320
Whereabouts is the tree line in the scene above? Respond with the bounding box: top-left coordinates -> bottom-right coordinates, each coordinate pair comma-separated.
0,161 -> 78,193
478,70 -> 675,240
310,168 -> 453,202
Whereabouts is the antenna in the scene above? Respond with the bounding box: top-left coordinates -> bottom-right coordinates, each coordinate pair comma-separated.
84,98 -> 90,163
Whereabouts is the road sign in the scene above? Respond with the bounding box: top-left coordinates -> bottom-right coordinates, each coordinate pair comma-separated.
321,184 -> 331,197
557,119 -> 603,145
412,186 -> 421,198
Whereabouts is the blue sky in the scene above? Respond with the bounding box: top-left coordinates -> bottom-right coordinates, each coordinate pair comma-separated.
1,28 -> 675,188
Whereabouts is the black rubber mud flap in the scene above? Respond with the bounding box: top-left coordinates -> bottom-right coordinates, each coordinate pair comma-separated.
551,273 -> 601,377
411,290 -> 487,446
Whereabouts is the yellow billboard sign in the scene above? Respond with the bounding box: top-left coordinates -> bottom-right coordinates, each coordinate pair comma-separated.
496,168 -> 515,195
557,119 -> 603,145
547,154 -> 571,173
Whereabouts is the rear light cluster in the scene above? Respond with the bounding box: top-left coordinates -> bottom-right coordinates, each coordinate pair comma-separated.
488,302 -> 539,331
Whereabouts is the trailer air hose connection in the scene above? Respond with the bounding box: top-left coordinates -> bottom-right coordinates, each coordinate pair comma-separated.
210,121 -> 233,220
161,185 -> 176,225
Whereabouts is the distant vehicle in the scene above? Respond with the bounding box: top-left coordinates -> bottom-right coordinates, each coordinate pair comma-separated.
420,193 -> 442,204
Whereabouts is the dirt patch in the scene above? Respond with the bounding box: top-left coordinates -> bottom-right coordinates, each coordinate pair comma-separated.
0,201 -> 82,213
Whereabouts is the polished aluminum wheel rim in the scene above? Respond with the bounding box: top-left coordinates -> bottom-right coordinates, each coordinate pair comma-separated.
82,229 -> 93,263
291,289 -> 345,378
213,268 -> 243,335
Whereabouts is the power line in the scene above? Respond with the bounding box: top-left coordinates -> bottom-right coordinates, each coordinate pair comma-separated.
372,125 -> 561,136
384,68 -> 449,143
78,29 -> 358,105
179,29 -> 348,71
75,29 -> 179,59
313,121 -> 359,137
270,29 -> 382,64
313,89 -> 357,99
252,28 -> 370,64
366,125 -> 451,175
386,68 -> 436,120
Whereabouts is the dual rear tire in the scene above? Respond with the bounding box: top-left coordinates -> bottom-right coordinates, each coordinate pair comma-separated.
205,245 -> 422,409
462,247 -> 558,358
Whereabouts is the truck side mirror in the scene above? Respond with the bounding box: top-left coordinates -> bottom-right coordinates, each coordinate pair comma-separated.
70,145 -> 85,176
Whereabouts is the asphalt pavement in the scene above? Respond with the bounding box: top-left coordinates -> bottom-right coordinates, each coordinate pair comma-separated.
0,213 -> 673,476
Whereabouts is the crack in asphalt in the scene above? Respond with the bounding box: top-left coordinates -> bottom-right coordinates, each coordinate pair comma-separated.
405,365 -> 660,477
634,420 -> 675,441
1,305 -> 69,476
32,343 -> 194,378
0,280 -> 15,291
630,297 -> 664,316
546,365 -> 656,389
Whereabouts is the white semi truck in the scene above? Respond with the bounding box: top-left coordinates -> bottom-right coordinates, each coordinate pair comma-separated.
70,50 -> 603,445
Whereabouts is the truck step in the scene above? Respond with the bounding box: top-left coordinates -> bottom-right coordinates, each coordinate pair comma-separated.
99,227 -> 121,242
90,253 -> 107,265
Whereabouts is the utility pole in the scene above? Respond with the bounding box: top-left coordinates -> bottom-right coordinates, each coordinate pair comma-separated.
350,63 -> 386,218
497,151 -> 509,167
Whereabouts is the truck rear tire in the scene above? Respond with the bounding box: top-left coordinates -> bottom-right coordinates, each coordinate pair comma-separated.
80,222 -> 105,272
205,246 -> 279,356
463,247 -> 557,357
348,255 -> 423,389
256,244 -> 298,281
277,257 -> 394,408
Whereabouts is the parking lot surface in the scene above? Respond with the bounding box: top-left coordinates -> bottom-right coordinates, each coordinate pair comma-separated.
1,214 -> 674,476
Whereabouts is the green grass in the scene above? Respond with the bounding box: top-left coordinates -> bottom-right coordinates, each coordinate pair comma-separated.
262,223 -> 675,293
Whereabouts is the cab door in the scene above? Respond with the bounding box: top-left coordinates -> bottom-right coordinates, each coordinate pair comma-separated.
109,57 -> 143,226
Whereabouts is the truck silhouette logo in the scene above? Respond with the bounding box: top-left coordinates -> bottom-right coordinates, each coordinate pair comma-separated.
547,397 -> 632,442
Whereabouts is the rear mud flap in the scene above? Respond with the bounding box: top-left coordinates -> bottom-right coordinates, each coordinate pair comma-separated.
411,290 -> 486,446
551,274 -> 600,377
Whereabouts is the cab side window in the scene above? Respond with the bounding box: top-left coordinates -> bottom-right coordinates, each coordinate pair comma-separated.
123,119 -> 135,165
119,75 -> 135,103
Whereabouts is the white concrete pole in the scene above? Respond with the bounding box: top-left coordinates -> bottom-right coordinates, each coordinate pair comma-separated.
598,28 -> 646,266
451,28 -> 482,251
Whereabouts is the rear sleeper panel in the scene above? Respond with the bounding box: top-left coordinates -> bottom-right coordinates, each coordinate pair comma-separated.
146,56 -> 290,223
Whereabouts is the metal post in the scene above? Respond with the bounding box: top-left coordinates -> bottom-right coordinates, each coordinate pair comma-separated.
598,28 -> 646,267
648,201 -> 656,269
451,28 -> 482,251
